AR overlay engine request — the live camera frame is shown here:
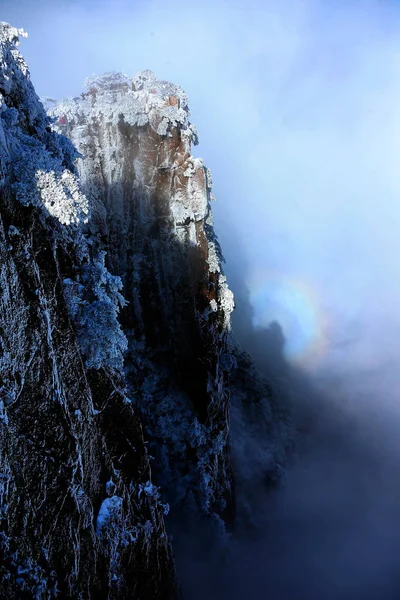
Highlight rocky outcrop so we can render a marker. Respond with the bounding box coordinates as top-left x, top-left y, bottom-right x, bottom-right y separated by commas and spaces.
0, 23, 177, 599
46, 71, 236, 529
